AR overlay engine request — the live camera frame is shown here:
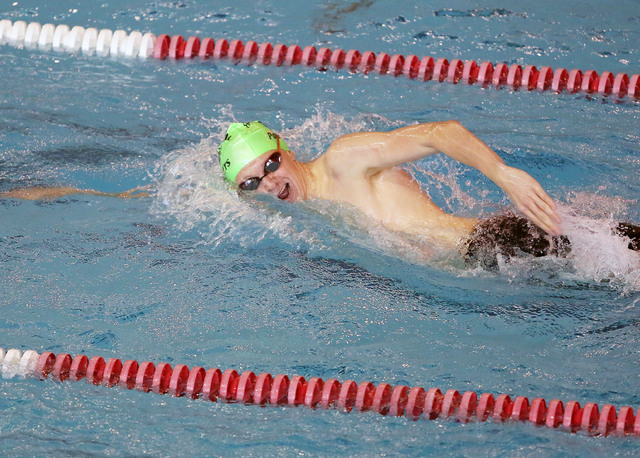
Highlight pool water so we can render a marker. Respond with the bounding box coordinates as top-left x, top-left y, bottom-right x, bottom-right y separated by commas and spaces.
1, 0, 640, 455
